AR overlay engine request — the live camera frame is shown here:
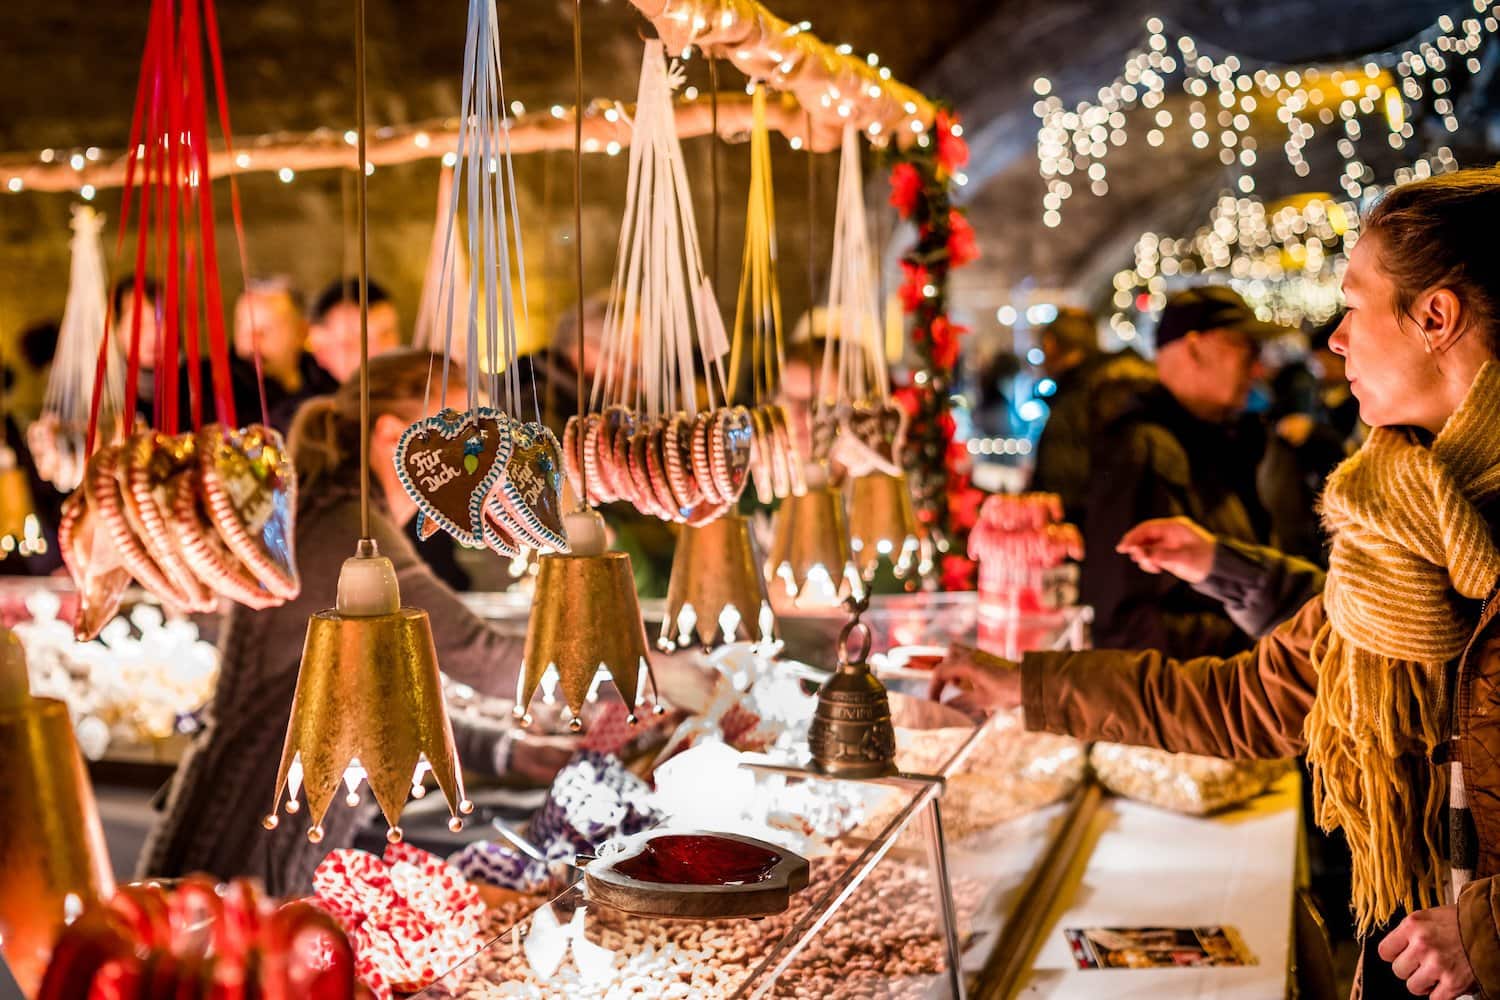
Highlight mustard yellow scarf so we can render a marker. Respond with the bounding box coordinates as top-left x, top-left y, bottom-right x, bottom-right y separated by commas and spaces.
1308, 361, 1500, 933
